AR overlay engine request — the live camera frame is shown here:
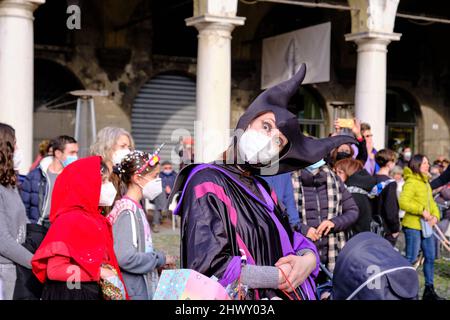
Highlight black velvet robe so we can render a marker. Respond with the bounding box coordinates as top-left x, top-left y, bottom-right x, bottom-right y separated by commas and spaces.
174, 163, 319, 300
